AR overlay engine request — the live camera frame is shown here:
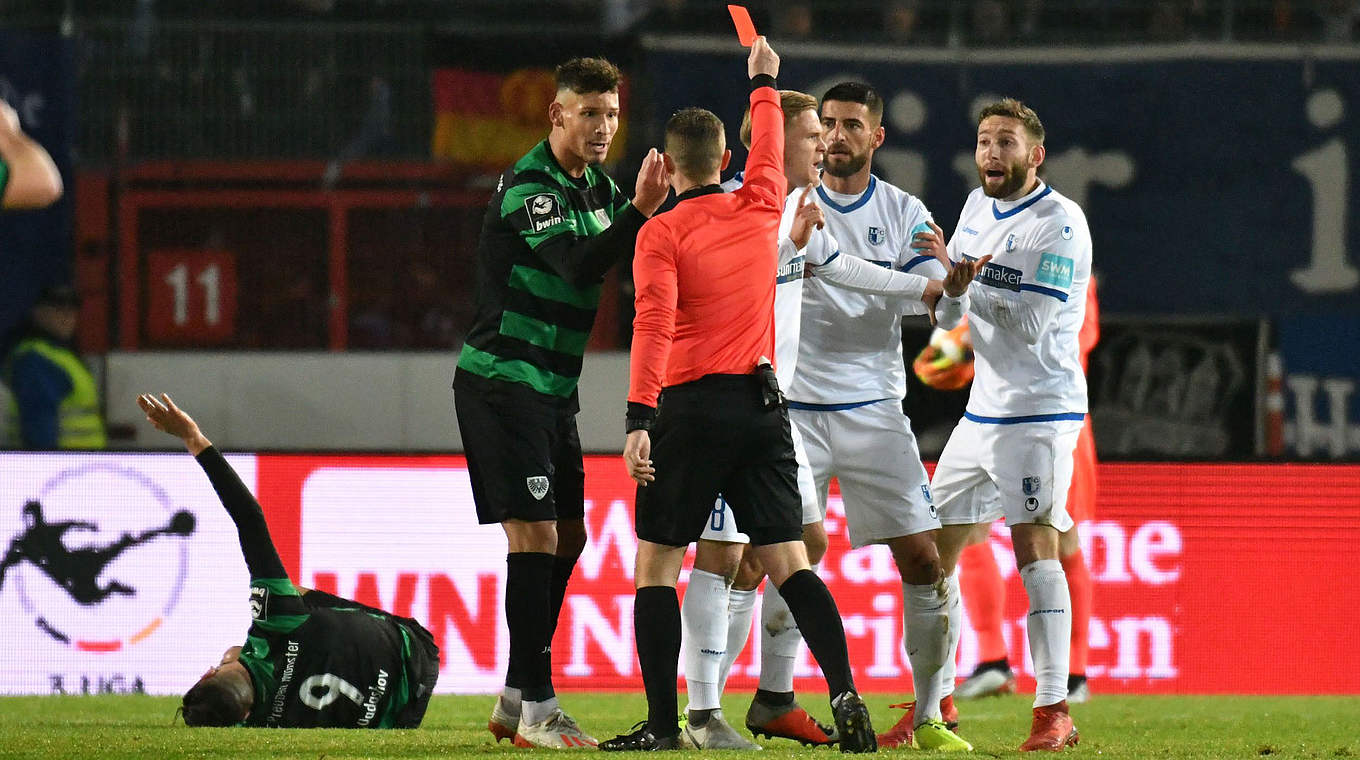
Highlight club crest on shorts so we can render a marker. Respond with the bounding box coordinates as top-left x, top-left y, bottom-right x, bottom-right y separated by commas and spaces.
867, 226, 886, 246
526, 475, 550, 500
1022, 475, 1041, 495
